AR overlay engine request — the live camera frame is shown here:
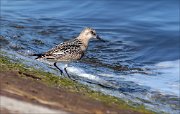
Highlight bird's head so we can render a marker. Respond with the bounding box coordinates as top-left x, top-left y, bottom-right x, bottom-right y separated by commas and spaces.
78, 27, 104, 42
